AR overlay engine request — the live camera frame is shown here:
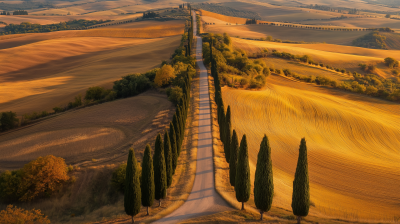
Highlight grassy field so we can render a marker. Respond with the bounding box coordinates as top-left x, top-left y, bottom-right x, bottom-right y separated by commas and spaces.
0, 21, 182, 115
204, 23, 368, 45
231, 38, 400, 77
221, 74, 400, 221
0, 91, 174, 171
